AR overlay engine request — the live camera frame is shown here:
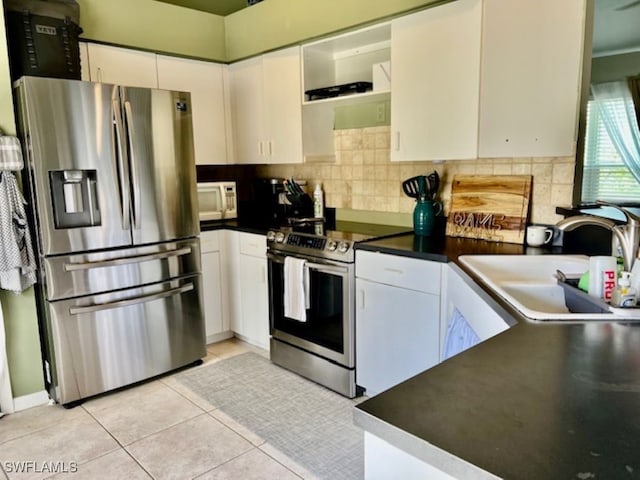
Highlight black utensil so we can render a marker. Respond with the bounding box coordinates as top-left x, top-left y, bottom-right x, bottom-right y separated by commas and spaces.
427, 171, 440, 199
290, 178, 304, 196
402, 175, 425, 199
